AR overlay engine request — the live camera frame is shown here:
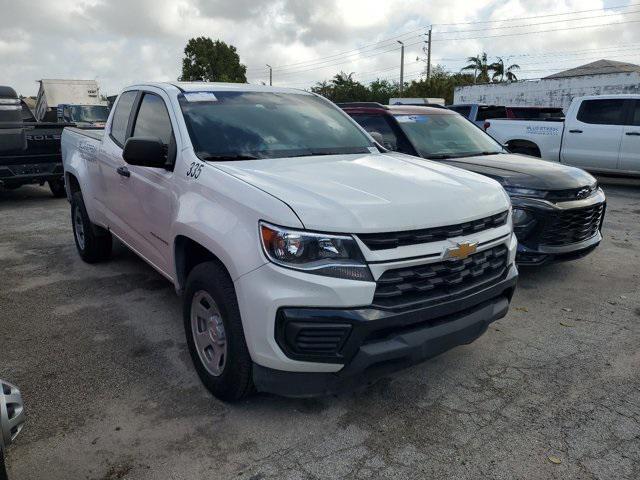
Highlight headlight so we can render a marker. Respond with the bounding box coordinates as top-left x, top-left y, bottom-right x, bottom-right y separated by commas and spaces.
512, 208, 533, 226
503, 186, 546, 198
259, 222, 373, 281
